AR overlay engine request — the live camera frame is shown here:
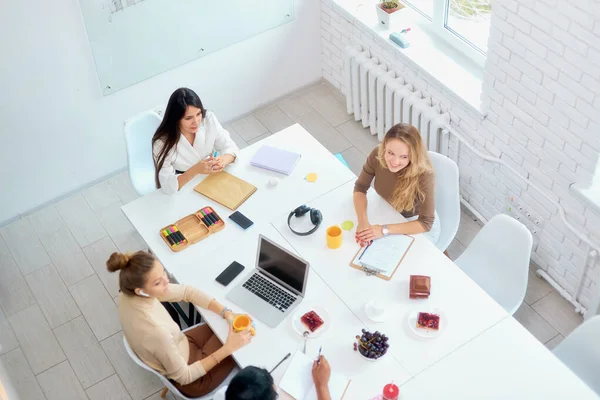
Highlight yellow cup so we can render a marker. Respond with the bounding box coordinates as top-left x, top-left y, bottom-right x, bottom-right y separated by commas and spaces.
233, 315, 256, 335
326, 225, 343, 249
